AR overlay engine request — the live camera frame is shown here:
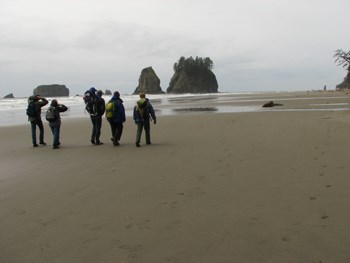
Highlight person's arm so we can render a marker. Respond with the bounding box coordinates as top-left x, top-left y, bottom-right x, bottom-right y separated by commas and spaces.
148, 103, 156, 124
58, 104, 68, 112
39, 97, 49, 107
120, 104, 126, 122
133, 106, 137, 122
